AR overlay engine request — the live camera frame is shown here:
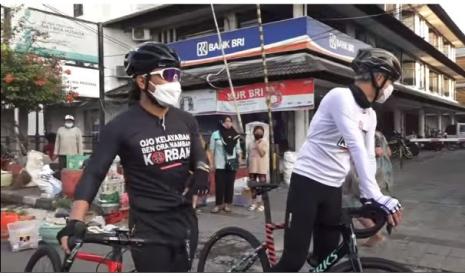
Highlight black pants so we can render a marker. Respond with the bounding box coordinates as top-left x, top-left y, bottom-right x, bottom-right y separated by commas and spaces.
215, 169, 236, 205
130, 206, 198, 272
249, 173, 266, 200
271, 173, 342, 272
